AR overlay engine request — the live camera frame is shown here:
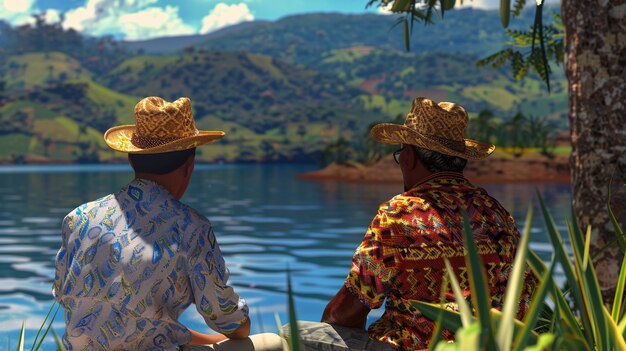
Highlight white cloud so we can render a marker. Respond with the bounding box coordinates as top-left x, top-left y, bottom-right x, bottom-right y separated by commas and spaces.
0, 0, 36, 24
457, 0, 559, 9
62, 0, 194, 40
119, 6, 195, 40
377, 2, 394, 15
3, 0, 33, 12
43, 9, 61, 23
200, 3, 254, 34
